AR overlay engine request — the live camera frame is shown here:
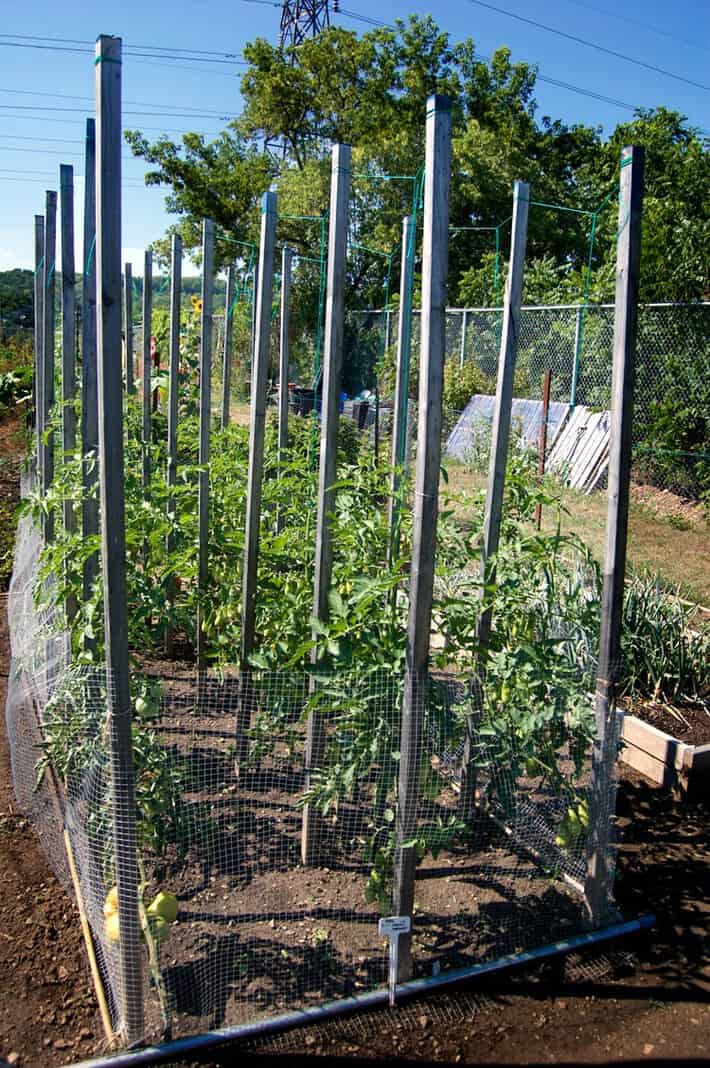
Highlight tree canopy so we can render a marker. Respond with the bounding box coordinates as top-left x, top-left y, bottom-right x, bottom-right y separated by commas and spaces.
125, 16, 709, 316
